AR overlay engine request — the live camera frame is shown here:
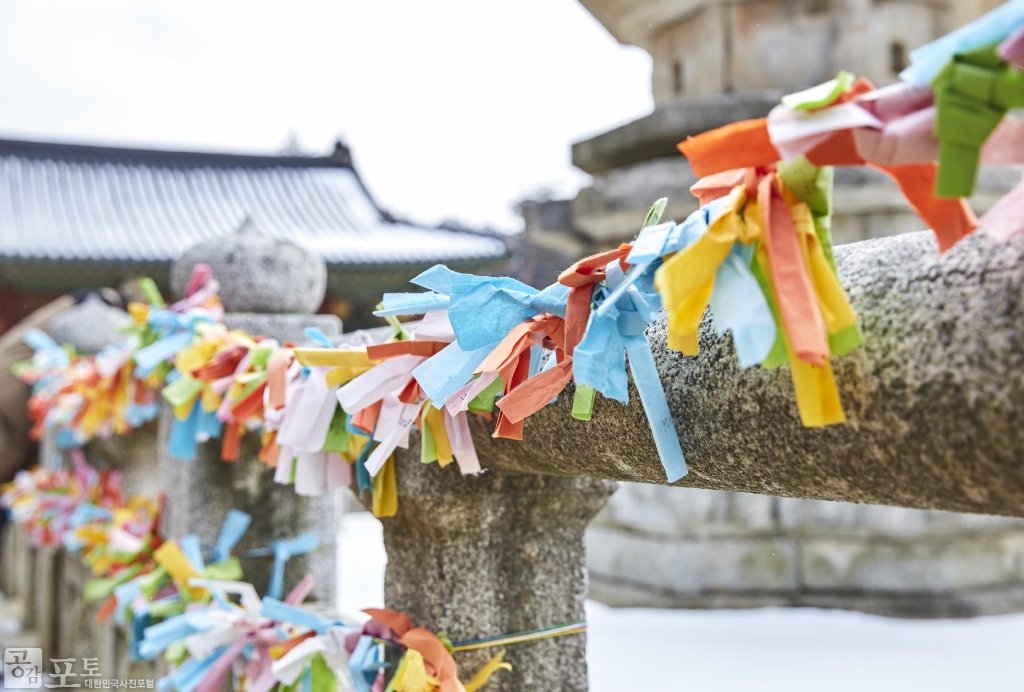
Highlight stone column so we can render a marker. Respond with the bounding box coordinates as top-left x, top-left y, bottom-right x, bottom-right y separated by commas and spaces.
158, 220, 341, 602
45, 294, 163, 496
376, 449, 616, 691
